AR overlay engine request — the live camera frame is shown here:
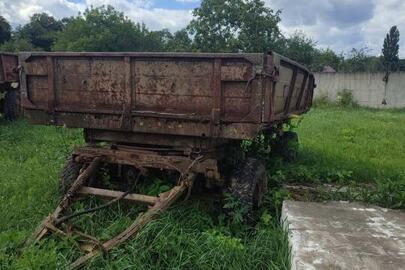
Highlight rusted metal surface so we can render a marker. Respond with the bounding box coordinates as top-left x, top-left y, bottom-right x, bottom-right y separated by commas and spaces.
27, 154, 196, 269
84, 129, 228, 149
0, 53, 18, 84
68, 174, 193, 269
73, 145, 221, 180
20, 51, 315, 144
78, 187, 158, 205
0, 53, 20, 120
26, 157, 102, 246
